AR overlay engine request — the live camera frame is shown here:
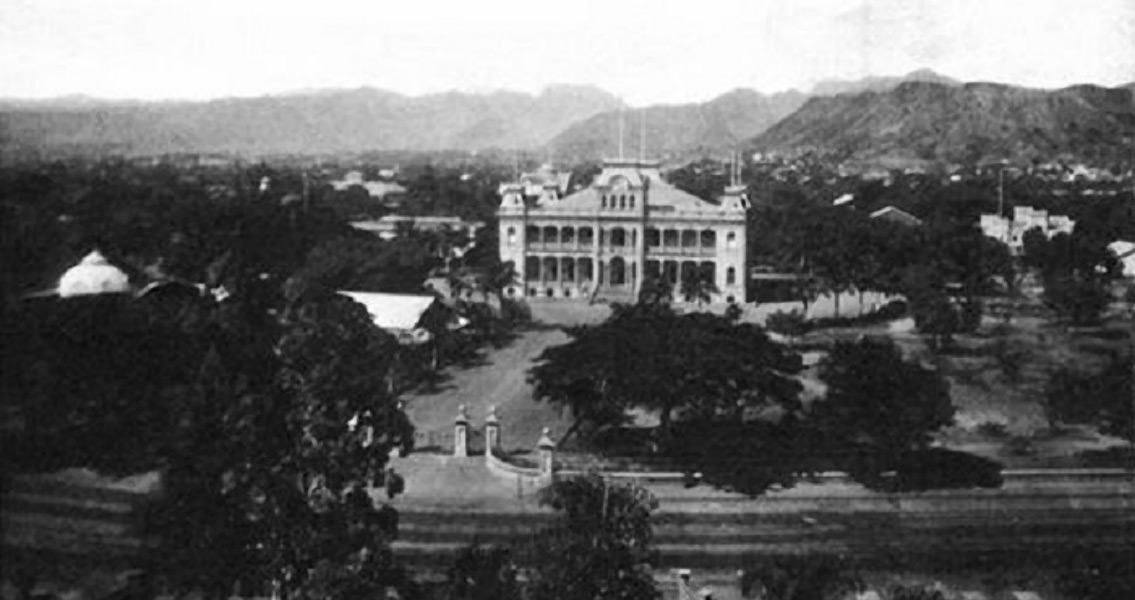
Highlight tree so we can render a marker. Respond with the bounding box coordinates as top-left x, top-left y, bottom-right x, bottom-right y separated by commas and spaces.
679, 265, 719, 307
1044, 354, 1133, 441
740, 555, 862, 600
814, 337, 955, 487
145, 289, 417, 599
522, 474, 659, 600
441, 544, 523, 600
900, 264, 962, 349
1025, 230, 1120, 325
530, 302, 804, 449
